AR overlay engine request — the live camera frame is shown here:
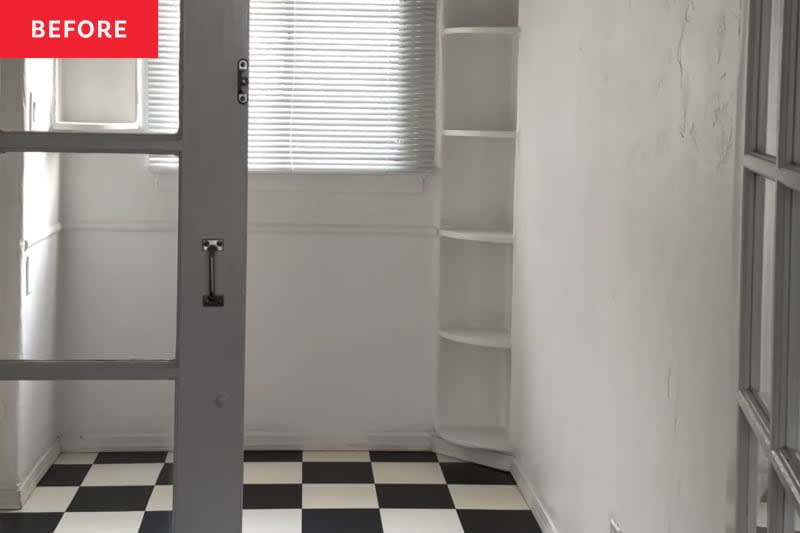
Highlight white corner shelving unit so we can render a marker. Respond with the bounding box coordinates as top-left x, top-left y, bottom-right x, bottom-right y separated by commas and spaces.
434, 0, 519, 471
